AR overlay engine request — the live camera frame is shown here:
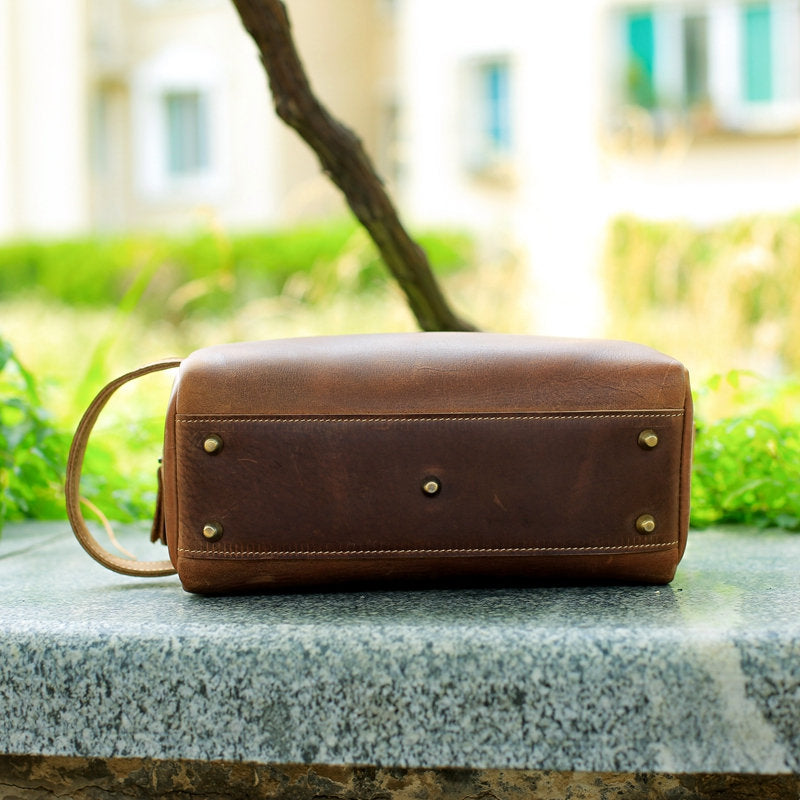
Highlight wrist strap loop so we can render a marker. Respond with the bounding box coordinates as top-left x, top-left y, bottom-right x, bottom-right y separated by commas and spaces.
66, 360, 181, 577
